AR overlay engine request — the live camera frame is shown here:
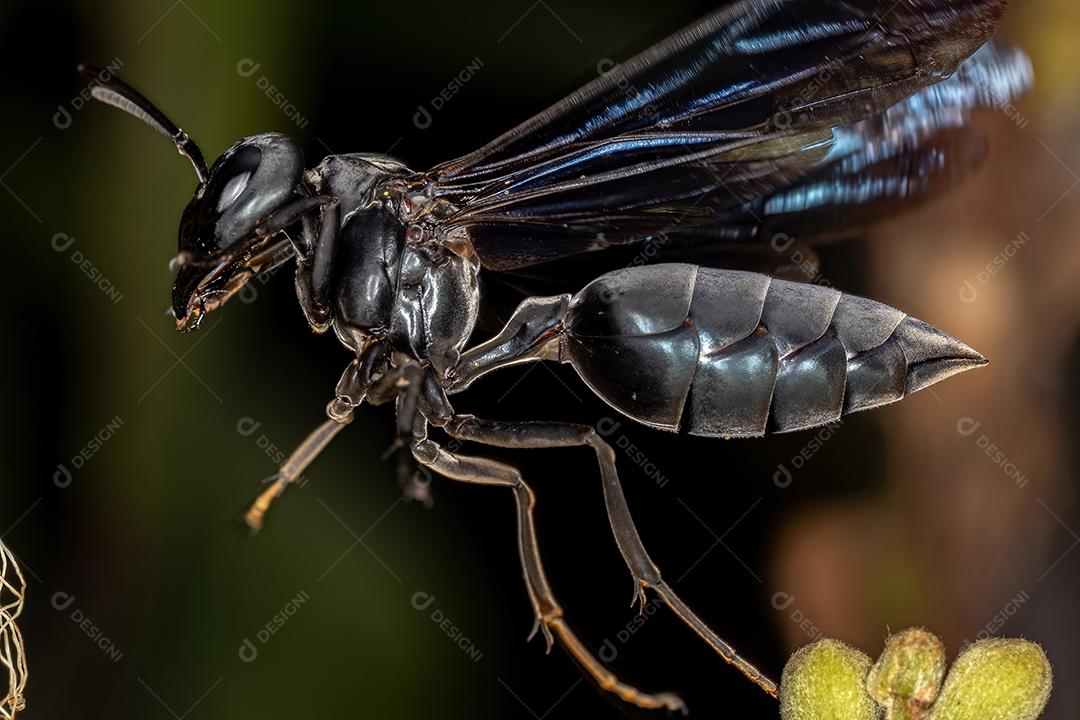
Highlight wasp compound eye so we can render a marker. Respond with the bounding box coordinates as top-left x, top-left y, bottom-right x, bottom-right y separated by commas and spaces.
214, 148, 259, 213
178, 132, 303, 261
